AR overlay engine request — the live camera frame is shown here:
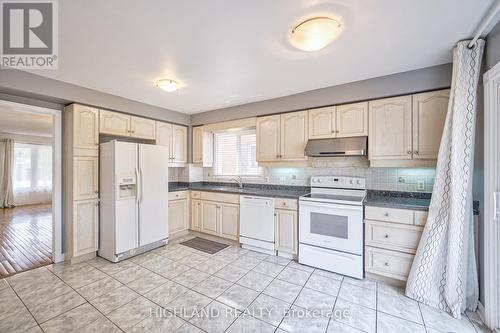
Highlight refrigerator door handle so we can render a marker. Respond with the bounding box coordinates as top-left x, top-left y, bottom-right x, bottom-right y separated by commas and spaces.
135, 168, 140, 205
140, 168, 144, 203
